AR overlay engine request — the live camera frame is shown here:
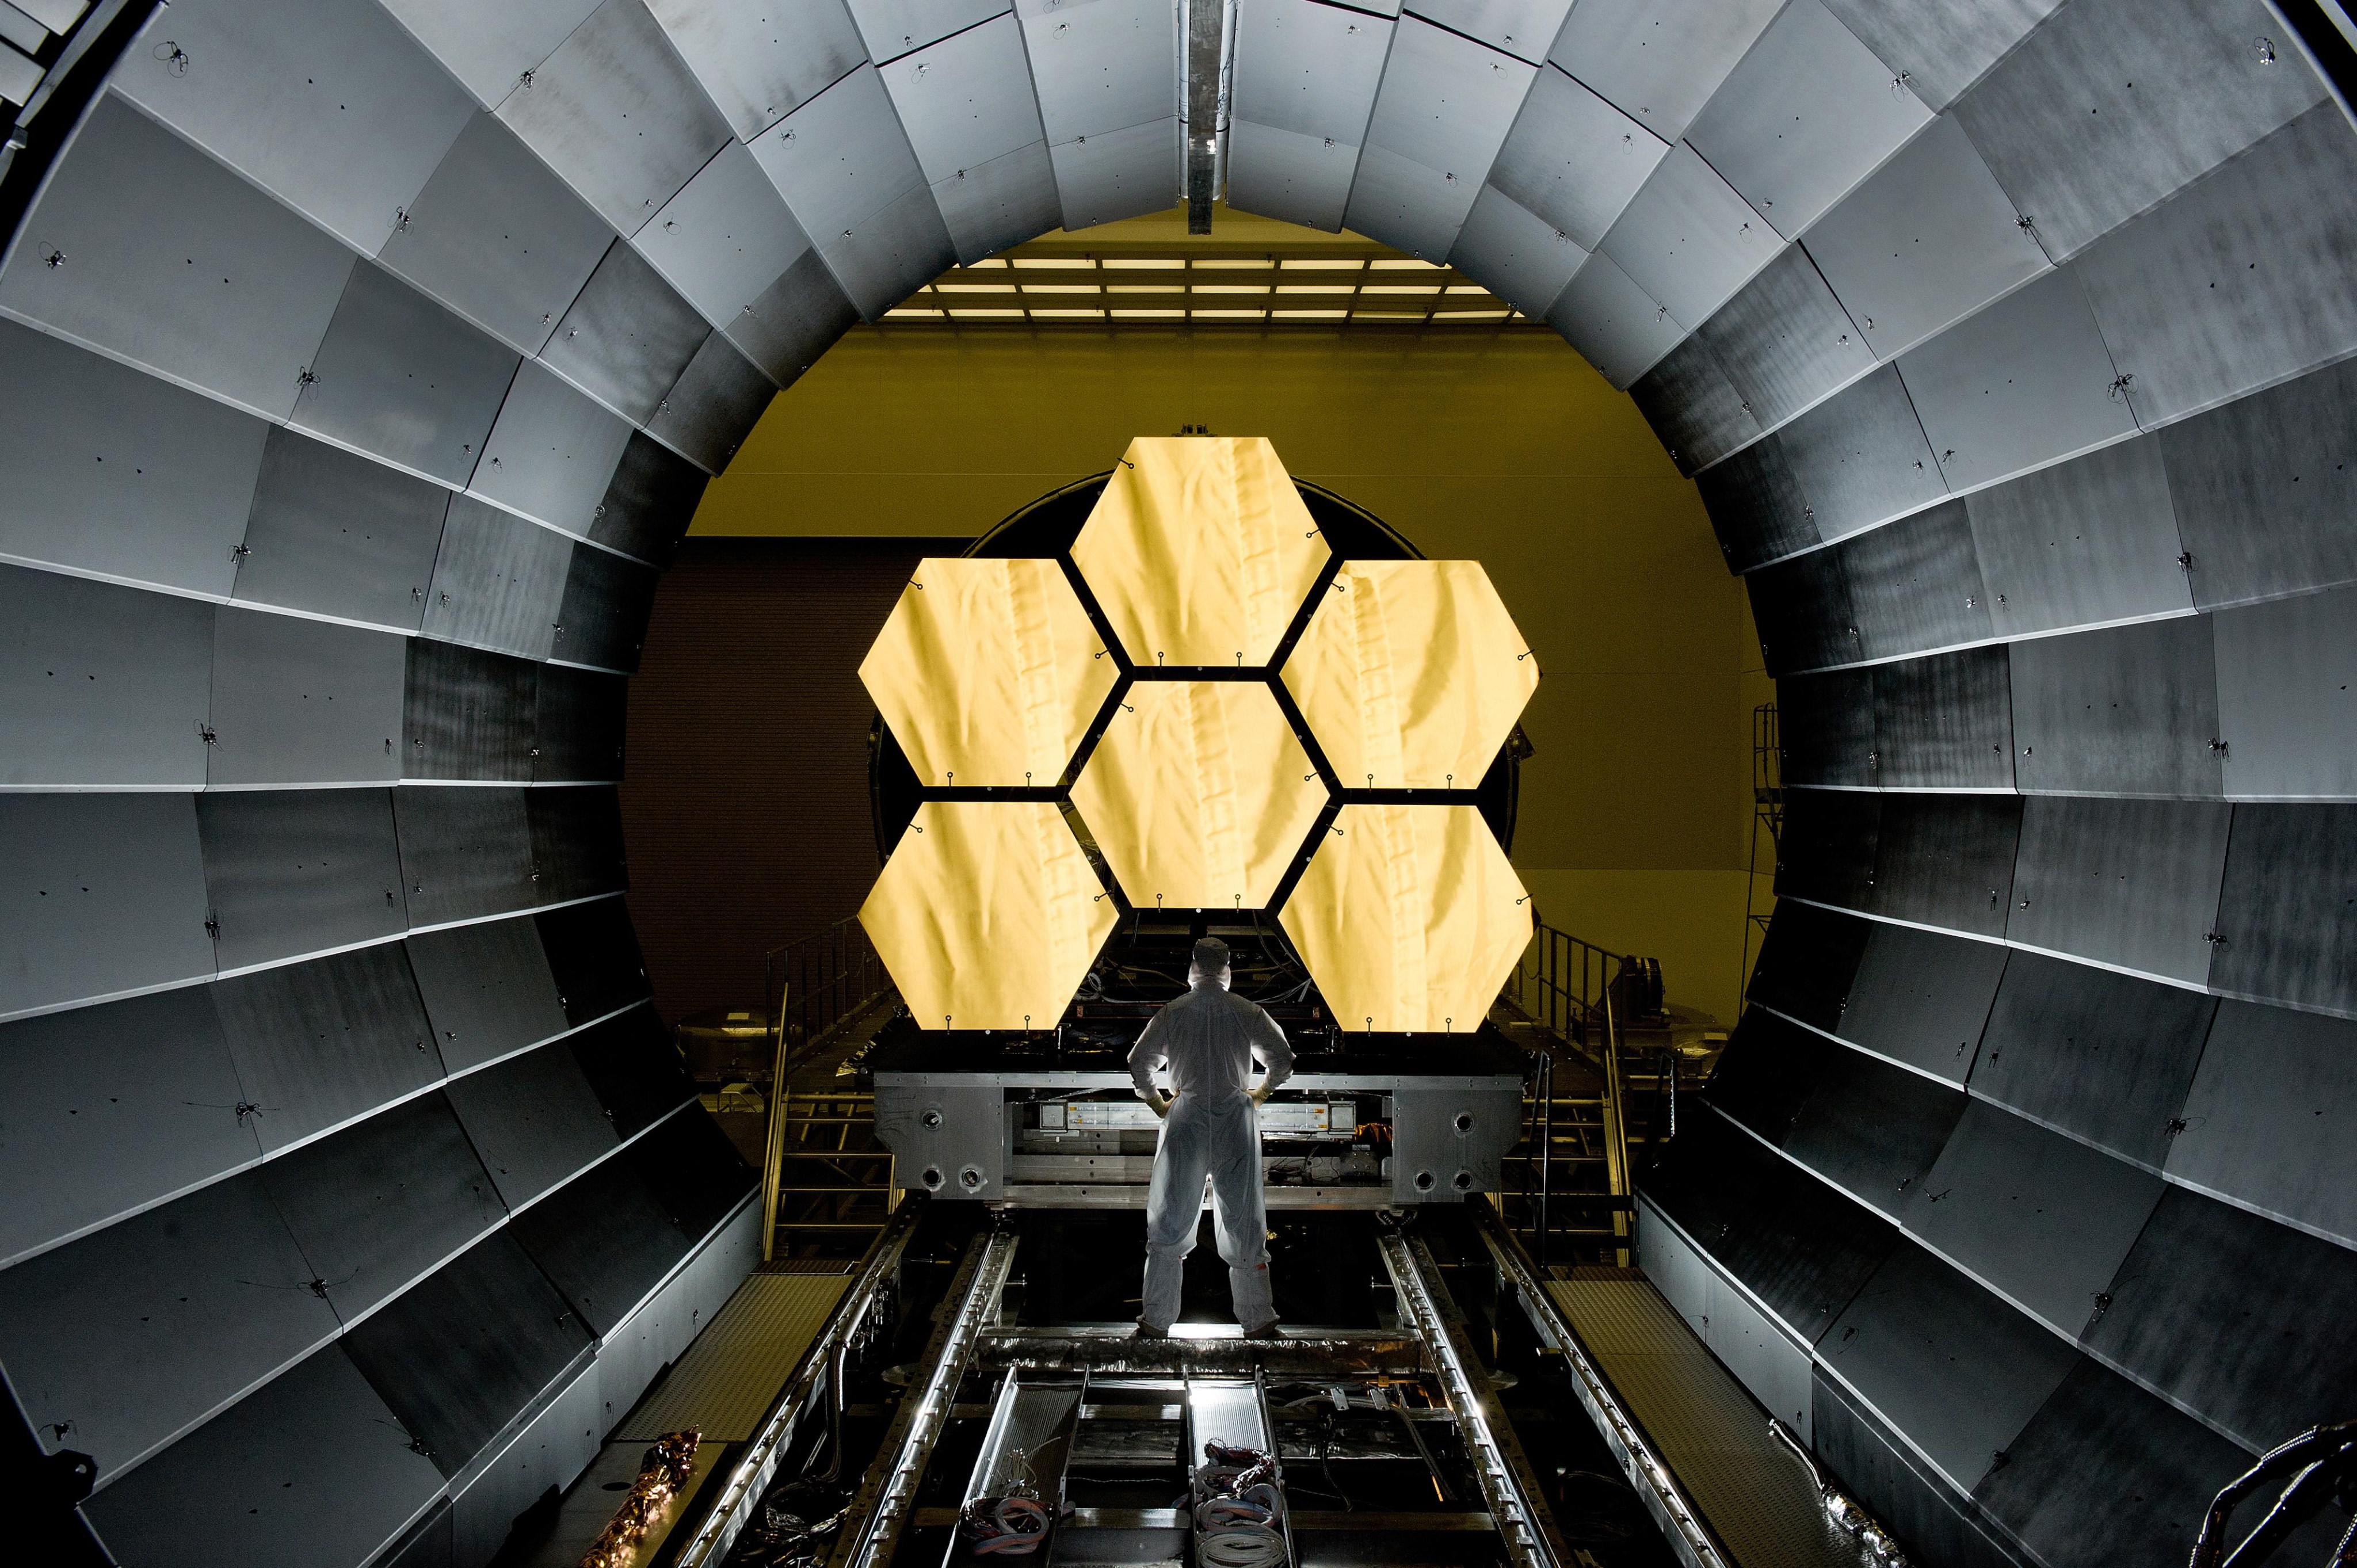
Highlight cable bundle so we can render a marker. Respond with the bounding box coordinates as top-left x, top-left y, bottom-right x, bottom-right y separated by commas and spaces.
956, 1493, 1051, 1556
1193, 1441, 1288, 1568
